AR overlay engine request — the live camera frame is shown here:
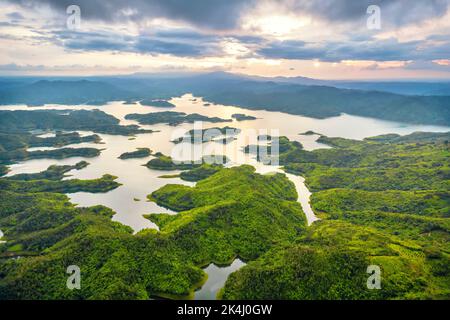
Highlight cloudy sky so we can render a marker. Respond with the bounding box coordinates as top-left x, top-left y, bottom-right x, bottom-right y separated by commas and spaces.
0, 0, 449, 79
